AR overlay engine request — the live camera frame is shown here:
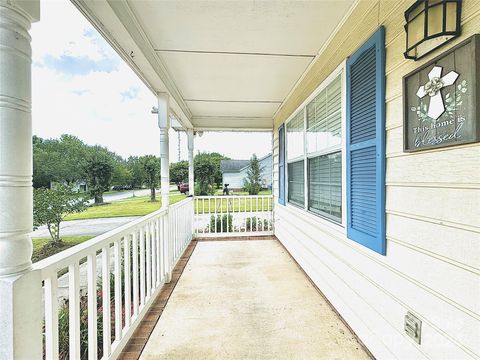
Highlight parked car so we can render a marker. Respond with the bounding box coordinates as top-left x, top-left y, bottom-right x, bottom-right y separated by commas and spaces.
179, 183, 189, 194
